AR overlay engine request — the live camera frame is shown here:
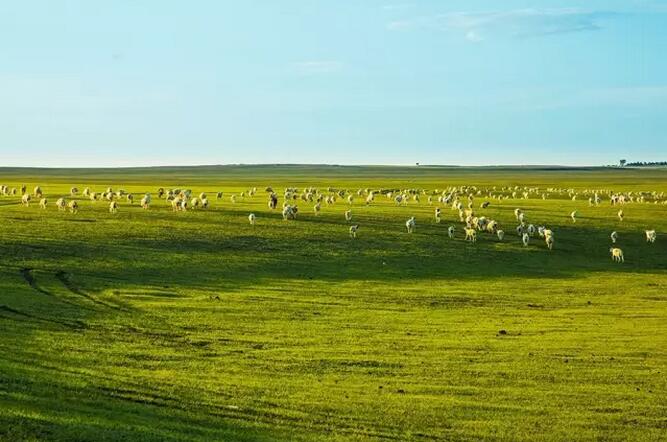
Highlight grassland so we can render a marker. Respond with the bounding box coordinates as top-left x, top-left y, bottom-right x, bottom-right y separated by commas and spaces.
0, 165, 665, 441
